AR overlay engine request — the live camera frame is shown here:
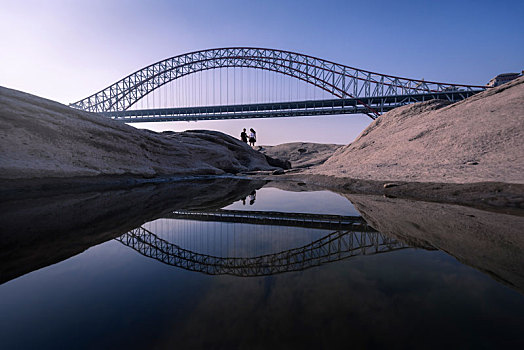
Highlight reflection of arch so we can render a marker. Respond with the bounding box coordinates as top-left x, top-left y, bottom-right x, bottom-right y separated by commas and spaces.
70, 47, 486, 116
116, 224, 408, 277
